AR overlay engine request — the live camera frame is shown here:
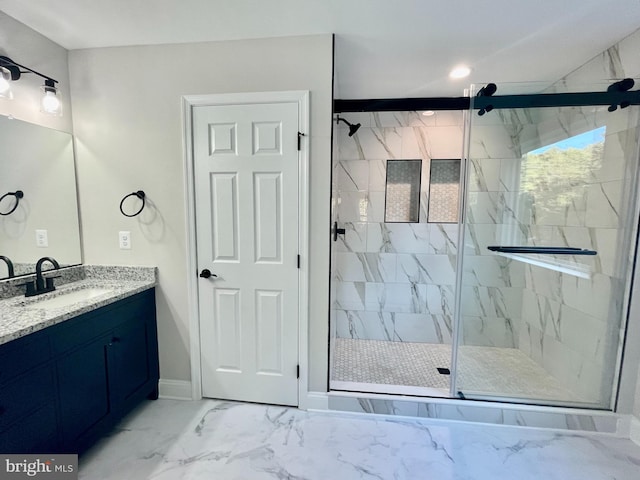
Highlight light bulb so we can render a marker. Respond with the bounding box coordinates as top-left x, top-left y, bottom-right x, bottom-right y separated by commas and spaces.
40, 84, 62, 116
0, 70, 12, 99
